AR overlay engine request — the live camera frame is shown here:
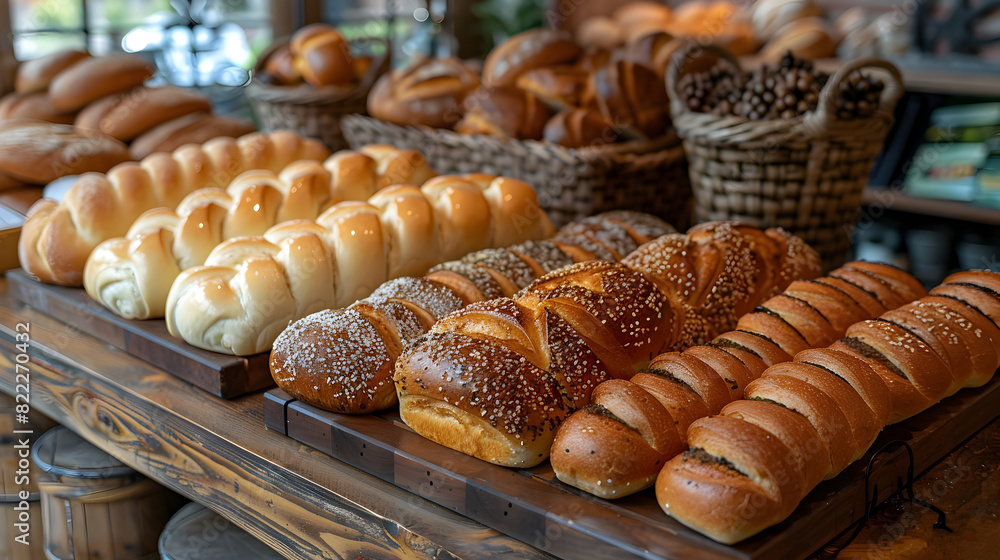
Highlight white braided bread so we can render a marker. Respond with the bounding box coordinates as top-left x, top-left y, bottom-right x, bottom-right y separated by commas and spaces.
83, 147, 436, 319
18, 130, 330, 286
165, 175, 555, 355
